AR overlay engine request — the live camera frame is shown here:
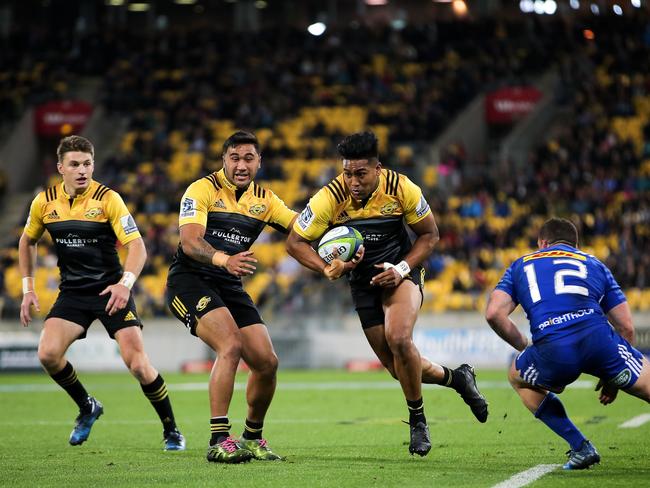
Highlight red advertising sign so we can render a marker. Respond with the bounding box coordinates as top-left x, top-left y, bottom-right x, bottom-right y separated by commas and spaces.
34, 100, 94, 136
485, 87, 542, 124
